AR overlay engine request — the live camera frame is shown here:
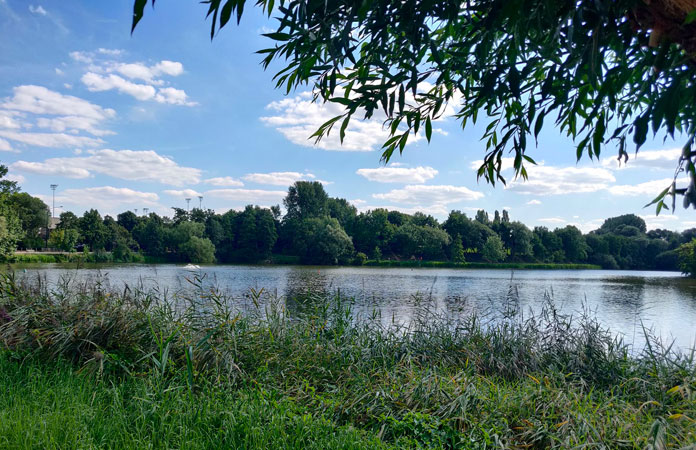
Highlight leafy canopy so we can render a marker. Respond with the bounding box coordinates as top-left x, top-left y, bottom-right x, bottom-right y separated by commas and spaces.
132, 0, 696, 211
